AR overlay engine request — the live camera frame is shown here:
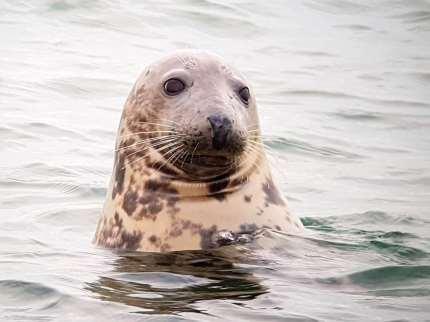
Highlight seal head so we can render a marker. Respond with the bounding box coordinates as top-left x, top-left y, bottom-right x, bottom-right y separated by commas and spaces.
124, 50, 258, 182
